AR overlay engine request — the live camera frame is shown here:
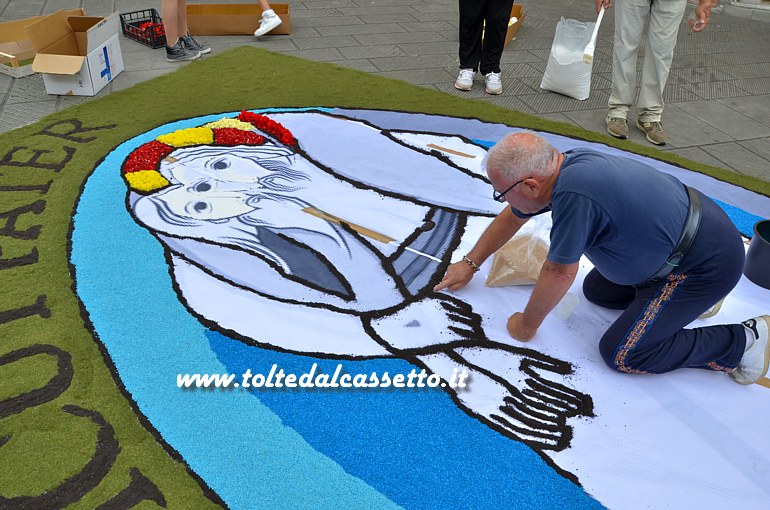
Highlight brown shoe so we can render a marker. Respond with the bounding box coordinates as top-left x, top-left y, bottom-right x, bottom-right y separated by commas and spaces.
606, 116, 628, 139
636, 119, 668, 145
